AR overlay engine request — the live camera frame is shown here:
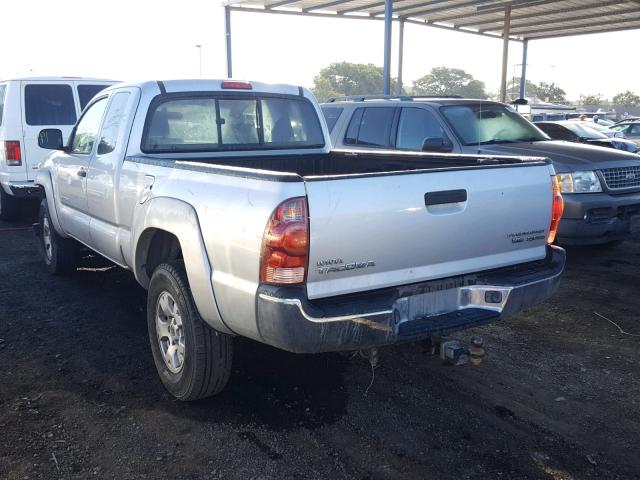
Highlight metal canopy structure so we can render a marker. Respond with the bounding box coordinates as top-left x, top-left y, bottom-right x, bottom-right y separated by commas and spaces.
222, 0, 640, 101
